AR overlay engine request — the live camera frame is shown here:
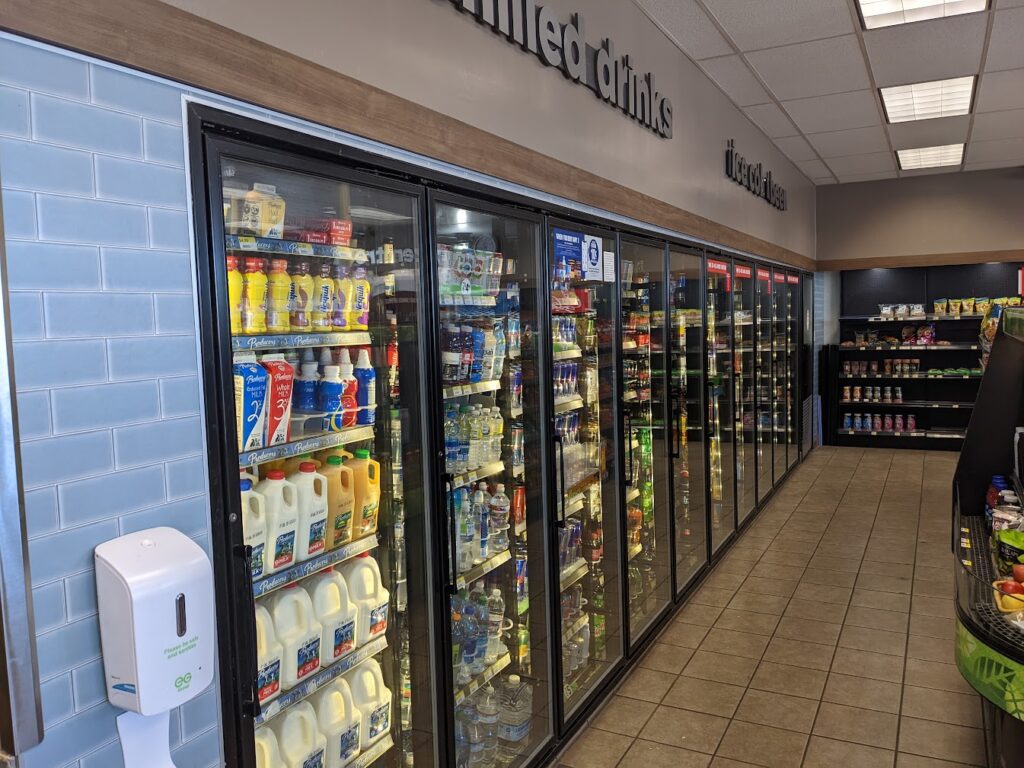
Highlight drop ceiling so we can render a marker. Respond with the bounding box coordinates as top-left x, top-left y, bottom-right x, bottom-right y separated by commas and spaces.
634, 0, 1024, 184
